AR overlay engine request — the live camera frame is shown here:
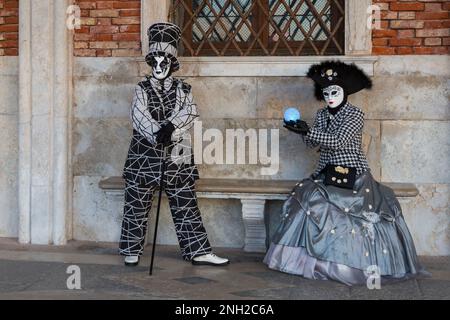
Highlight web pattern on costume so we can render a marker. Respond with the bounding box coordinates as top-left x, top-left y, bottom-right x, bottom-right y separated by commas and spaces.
304, 102, 370, 176
123, 76, 199, 186
119, 179, 212, 260
120, 76, 209, 259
